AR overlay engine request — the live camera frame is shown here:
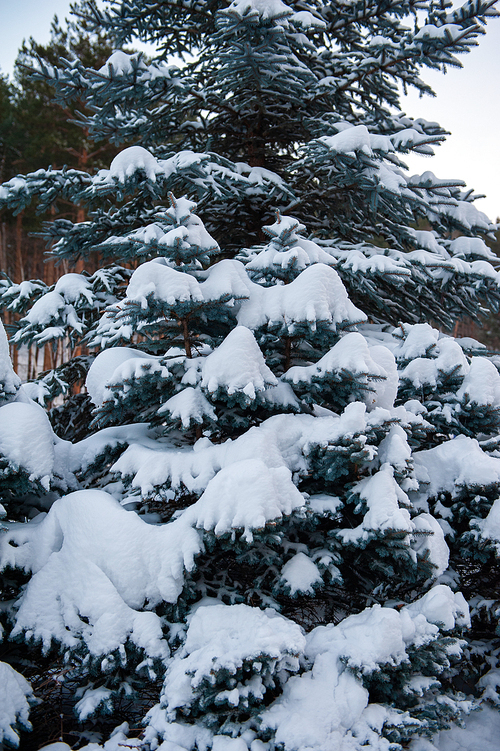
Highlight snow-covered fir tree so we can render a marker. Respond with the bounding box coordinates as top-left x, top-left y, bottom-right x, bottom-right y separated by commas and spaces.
1, 1, 500, 749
